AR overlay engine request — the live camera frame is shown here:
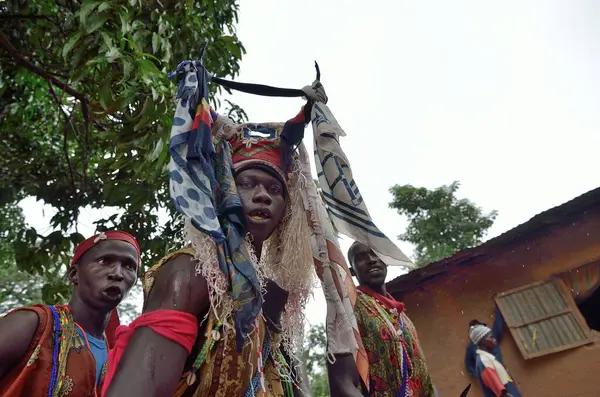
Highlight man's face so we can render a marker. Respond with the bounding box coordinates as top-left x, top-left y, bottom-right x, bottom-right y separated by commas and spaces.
479, 332, 497, 350
351, 243, 388, 289
70, 240, 138, 312
235, 167, 287, 244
